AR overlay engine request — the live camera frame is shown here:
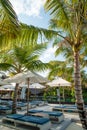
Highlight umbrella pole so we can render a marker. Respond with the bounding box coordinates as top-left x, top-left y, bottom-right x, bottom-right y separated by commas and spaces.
59, 87, 61, 105
57, 87, 61, 104
35, 86, 37, 100
63, 87, 65, 102
27, 78, 30, 115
